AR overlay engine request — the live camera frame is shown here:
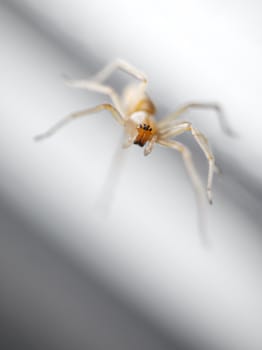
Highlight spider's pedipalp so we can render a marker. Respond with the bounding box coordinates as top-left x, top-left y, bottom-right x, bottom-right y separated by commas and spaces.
144, 135, 157, 156
34, 103, 124, 141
